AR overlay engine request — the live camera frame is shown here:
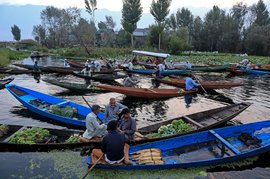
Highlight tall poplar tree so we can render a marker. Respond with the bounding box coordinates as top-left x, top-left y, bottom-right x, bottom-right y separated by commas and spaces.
121, 0, 143, 47
150, 0, 172, 50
